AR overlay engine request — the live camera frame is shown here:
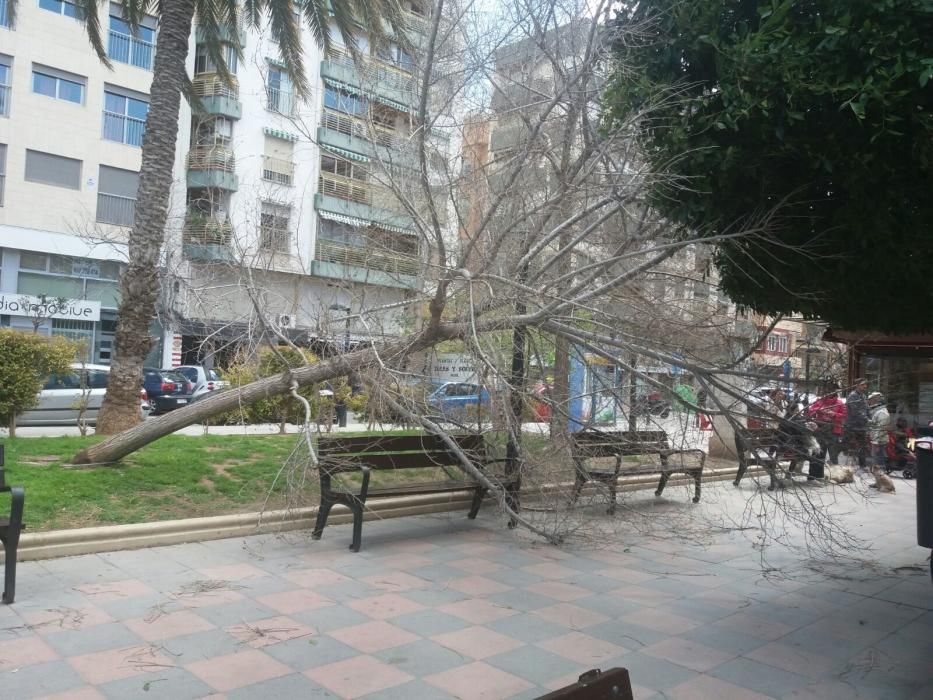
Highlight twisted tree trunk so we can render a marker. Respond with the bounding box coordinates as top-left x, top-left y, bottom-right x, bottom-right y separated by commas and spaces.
95, 0, 197, 434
